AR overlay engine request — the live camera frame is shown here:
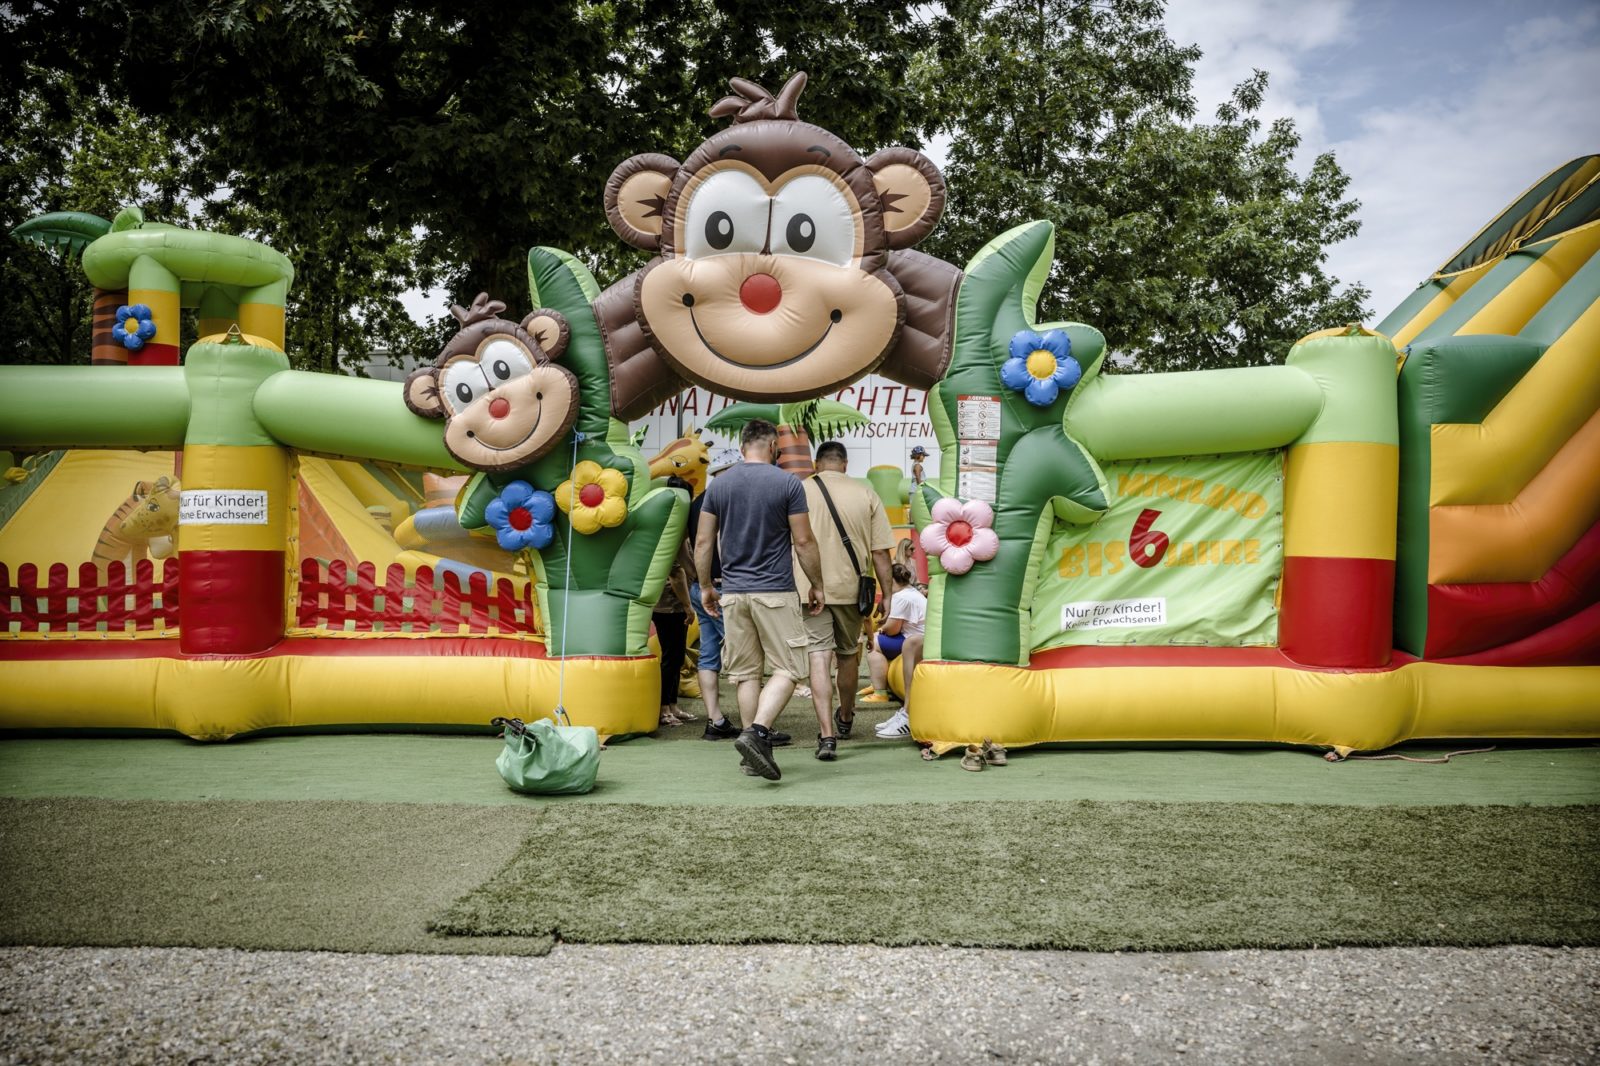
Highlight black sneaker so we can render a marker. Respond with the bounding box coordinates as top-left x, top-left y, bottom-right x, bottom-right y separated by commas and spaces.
702, 718, 740, 740
815, 736, 837, 761
734, 728, 781, 780
768, 729, 792, 747
832, 707, 854, 740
